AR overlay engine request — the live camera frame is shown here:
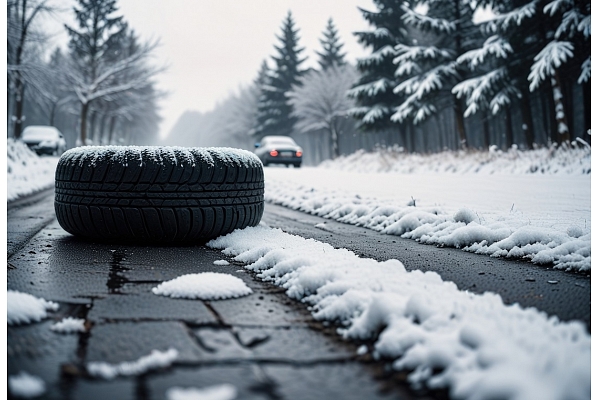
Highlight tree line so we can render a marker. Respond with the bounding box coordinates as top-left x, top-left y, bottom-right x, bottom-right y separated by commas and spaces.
167, 0, 590, 165
7, 0, 163, 148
